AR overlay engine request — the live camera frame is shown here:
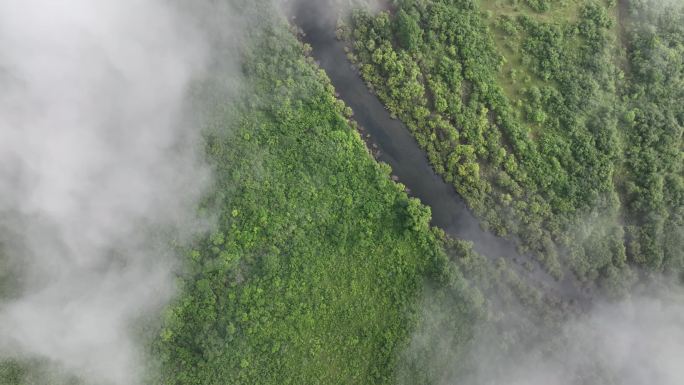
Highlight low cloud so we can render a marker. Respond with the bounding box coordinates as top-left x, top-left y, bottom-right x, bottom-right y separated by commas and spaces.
400, 278, 684, 385
0, 1, 240, 384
